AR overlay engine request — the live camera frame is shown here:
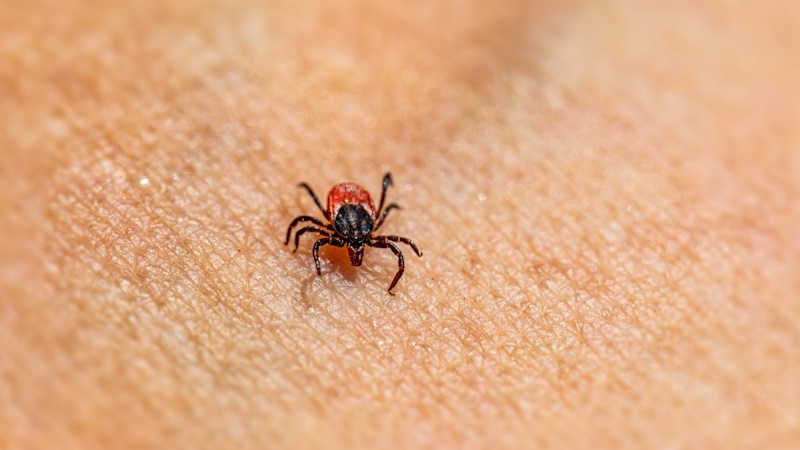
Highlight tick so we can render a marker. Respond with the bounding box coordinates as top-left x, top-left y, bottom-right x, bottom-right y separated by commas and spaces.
285, 172, 423, 294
